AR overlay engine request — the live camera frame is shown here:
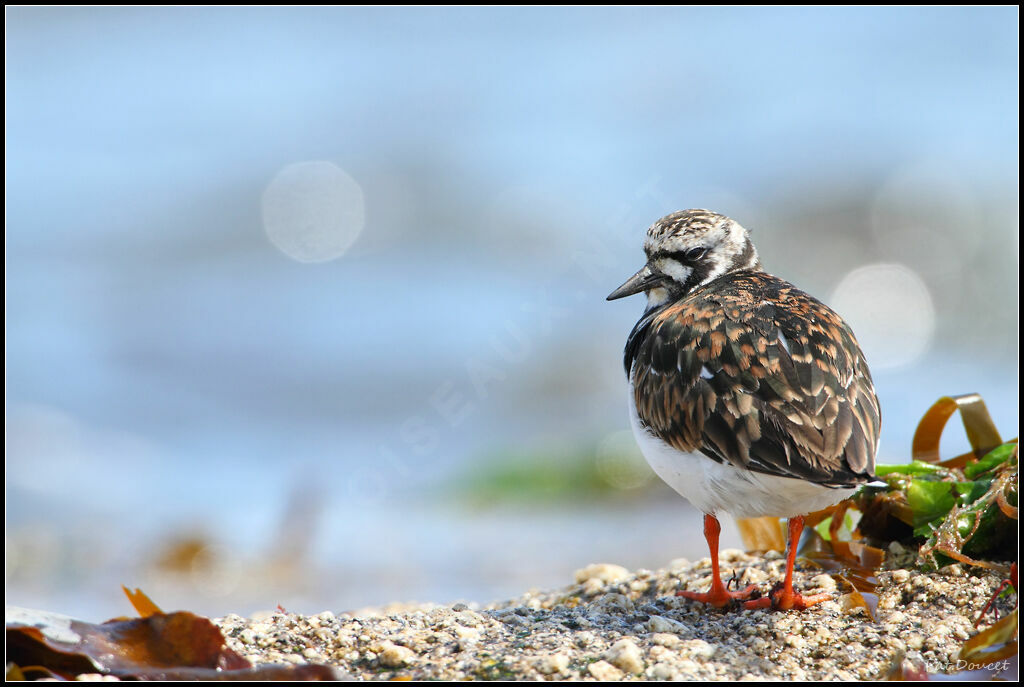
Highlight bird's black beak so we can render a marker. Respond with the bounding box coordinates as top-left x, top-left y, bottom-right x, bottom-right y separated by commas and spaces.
606, 265, 663, 301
